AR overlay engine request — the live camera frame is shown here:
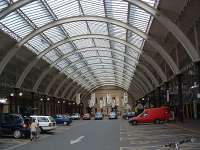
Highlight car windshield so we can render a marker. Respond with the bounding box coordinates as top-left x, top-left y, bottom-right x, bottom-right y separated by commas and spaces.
49, 117, 55, 122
